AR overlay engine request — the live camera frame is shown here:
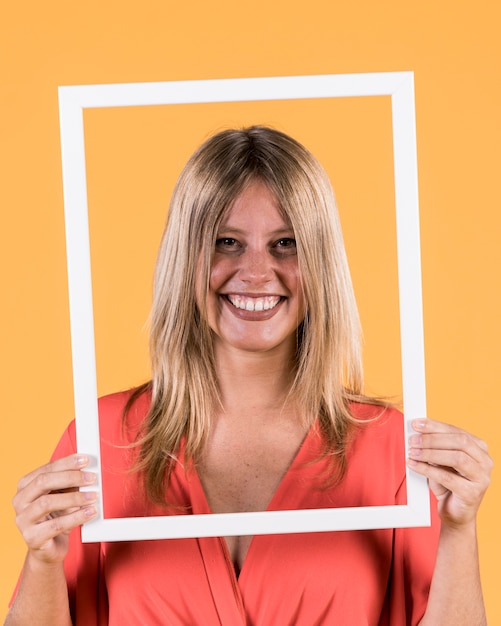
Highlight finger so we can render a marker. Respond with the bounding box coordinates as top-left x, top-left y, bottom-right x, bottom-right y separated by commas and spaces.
17, 454, 90, 491
411, 419, 488, 452
16, 490, 98, 528
21, 505, 98, 551
13, 469, 97, 514
407, 447, 485, 482
408, 432, 490, 466
407, 459, 489, 504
